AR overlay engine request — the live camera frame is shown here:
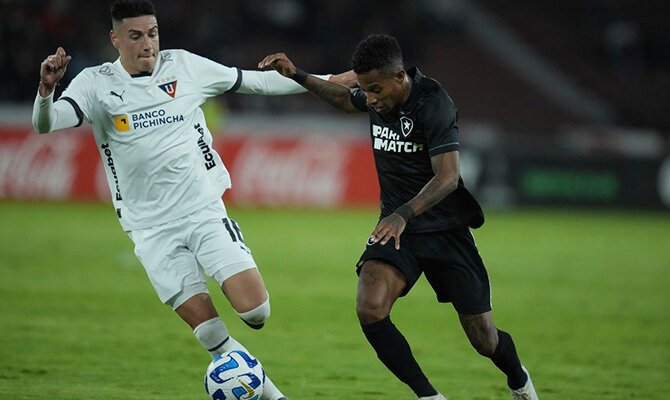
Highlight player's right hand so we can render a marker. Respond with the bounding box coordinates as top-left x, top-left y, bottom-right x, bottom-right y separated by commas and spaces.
39, 47, 72, 97
258, 53, 297, 78
368, 213, 407, 250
